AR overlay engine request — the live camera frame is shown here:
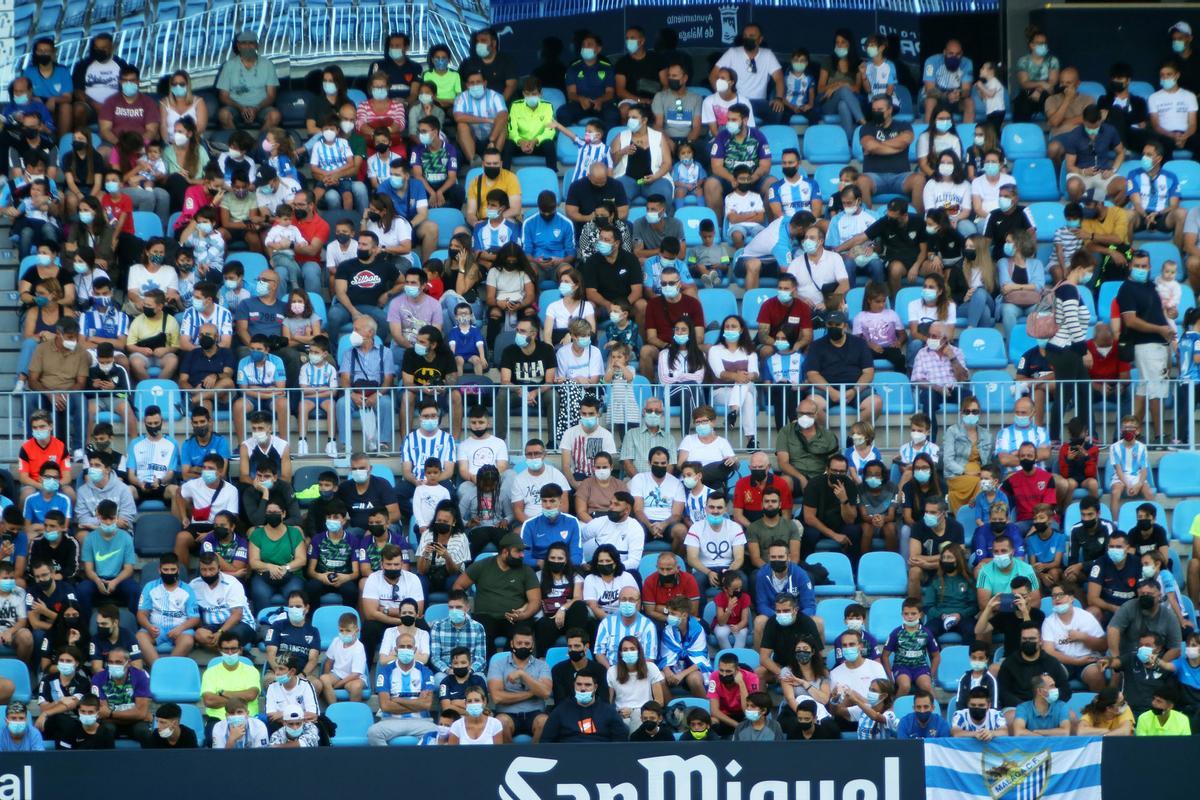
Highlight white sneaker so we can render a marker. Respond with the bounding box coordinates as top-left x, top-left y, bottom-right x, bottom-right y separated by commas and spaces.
12, 379, 25, 393
365, 438, 378, 452
324, 440, 339, 459
296, 438, 309, 456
